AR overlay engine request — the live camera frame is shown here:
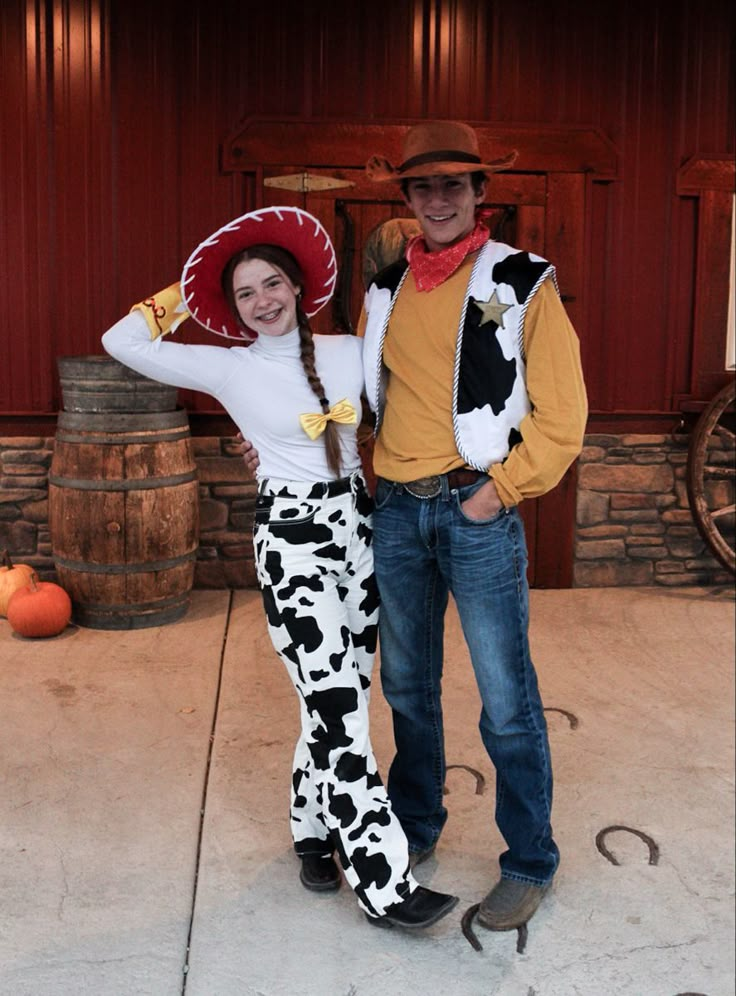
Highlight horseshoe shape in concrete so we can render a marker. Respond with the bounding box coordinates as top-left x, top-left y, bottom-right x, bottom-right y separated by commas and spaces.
544, 706, 579, 729
461, 903, 529, 954
595, 824, 660, 866
461, 903, 483, 951
444, 763, 486, 795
